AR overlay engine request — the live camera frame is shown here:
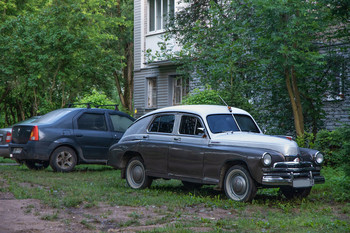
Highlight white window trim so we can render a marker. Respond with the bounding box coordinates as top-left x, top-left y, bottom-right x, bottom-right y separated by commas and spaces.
146, 77, 158, 108
148, 0, 175, 34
